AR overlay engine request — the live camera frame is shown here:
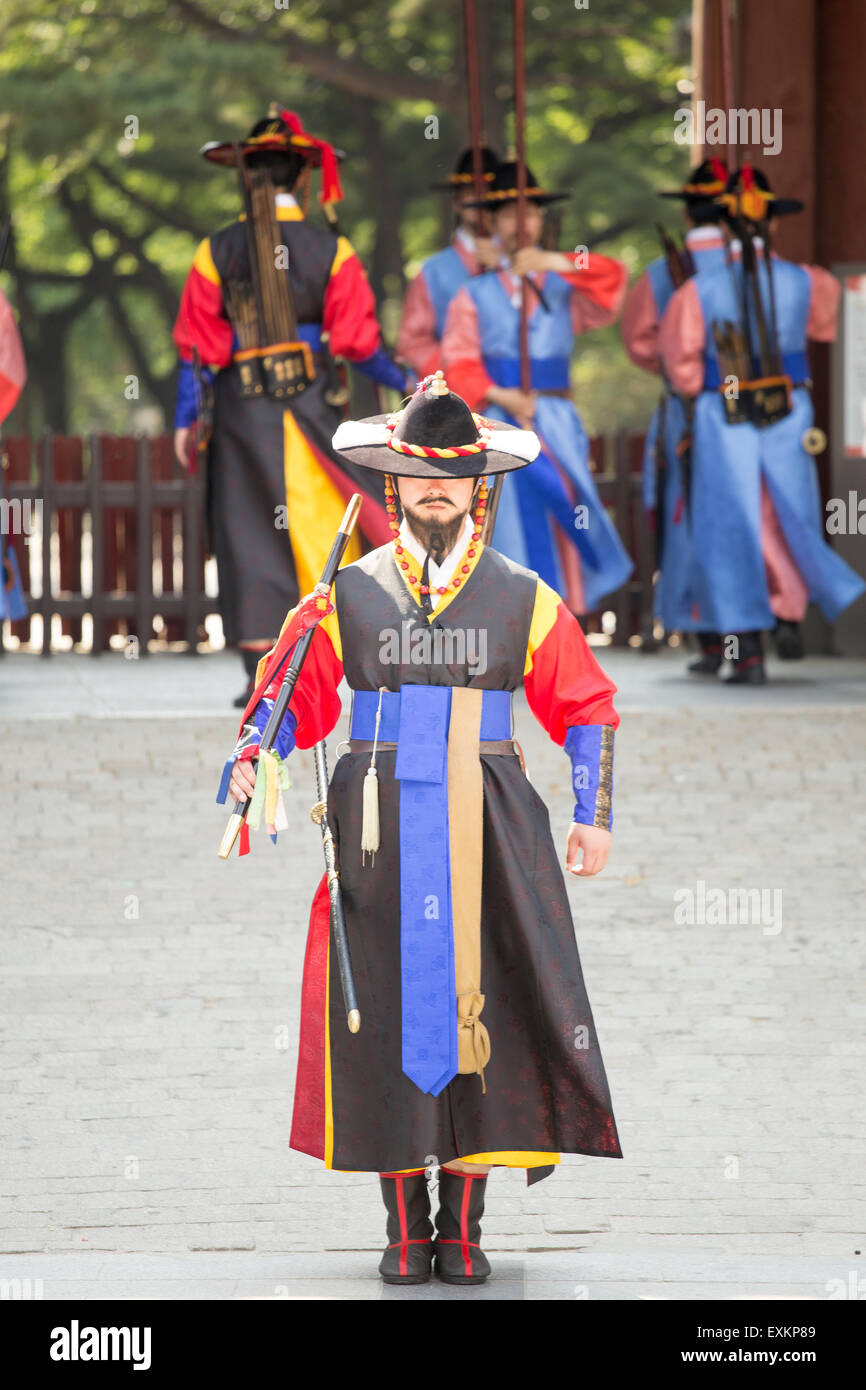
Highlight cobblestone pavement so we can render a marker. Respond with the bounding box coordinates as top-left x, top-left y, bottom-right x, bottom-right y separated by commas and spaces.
1, 645, 864, 1301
